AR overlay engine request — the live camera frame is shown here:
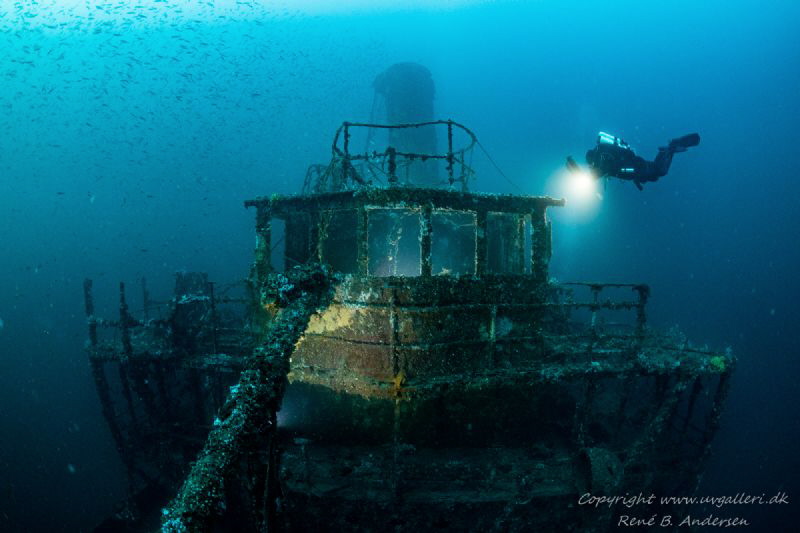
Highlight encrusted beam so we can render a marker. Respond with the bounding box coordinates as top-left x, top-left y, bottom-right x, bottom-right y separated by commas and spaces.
475, 209, 488, 277
531, 206, 550, 283
161, 265, 334, 533
419, 204, 433, 277
246, 187, 564, 218
356, 207, 369, 276
253, 204, 272, 286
